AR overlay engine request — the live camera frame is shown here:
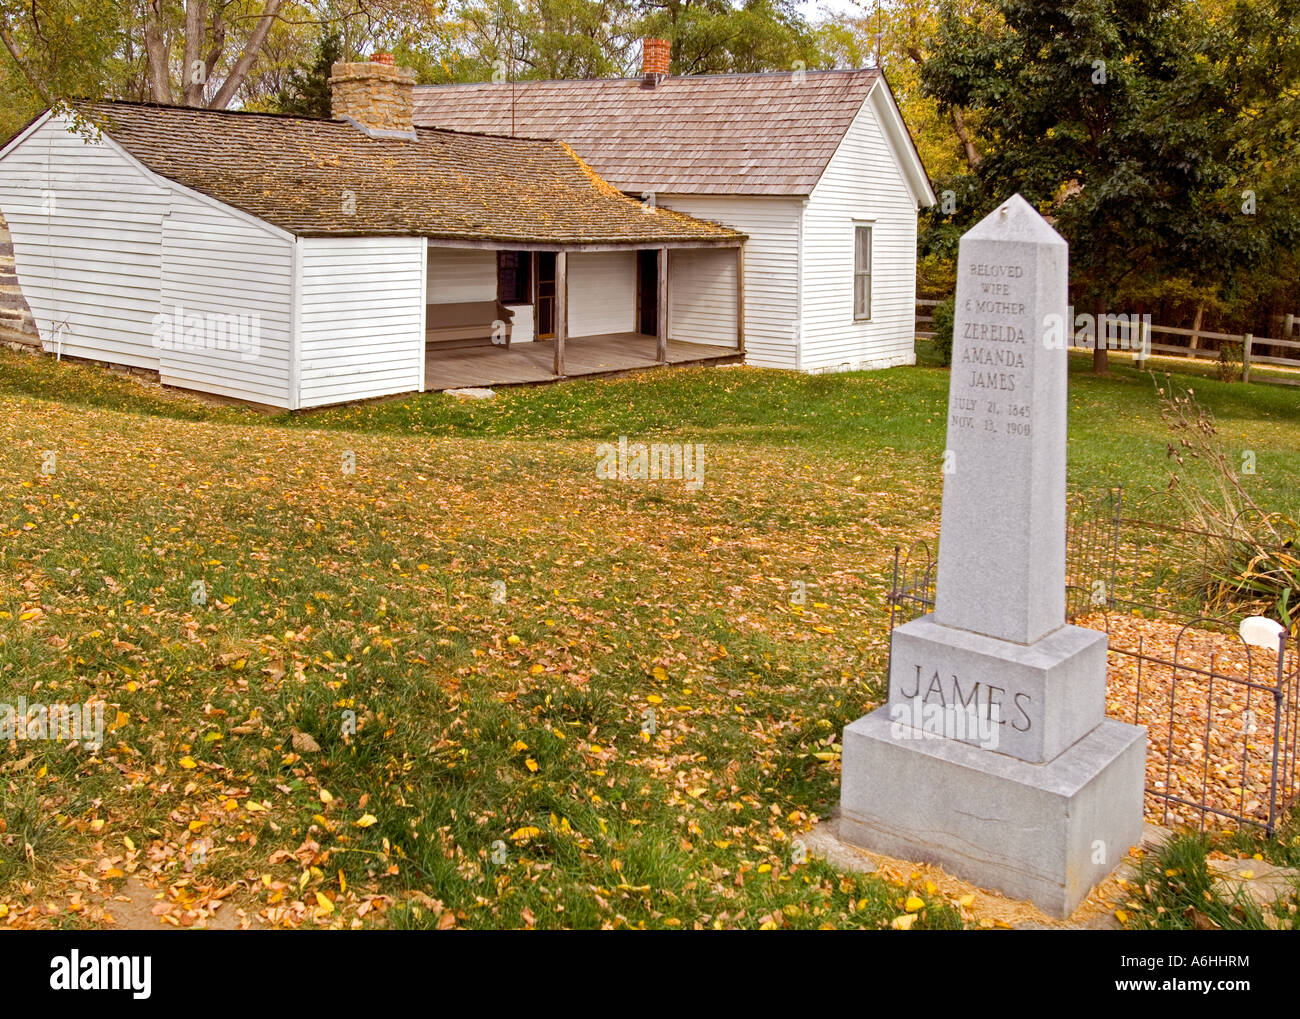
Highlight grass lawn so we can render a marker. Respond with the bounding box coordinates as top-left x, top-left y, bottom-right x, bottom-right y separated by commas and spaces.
1, 348, 1296, 929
